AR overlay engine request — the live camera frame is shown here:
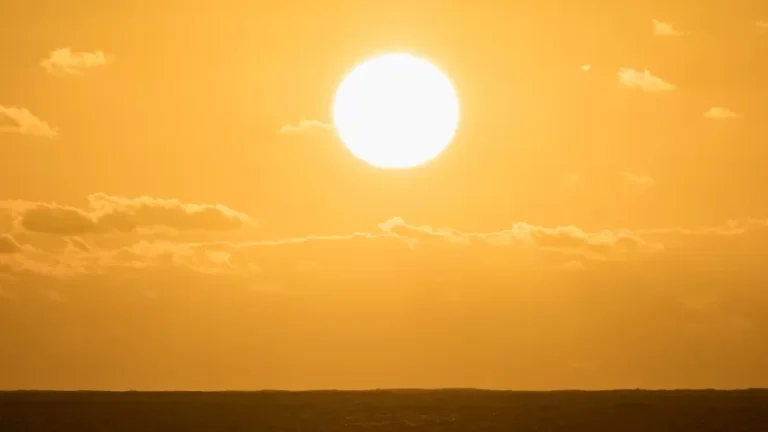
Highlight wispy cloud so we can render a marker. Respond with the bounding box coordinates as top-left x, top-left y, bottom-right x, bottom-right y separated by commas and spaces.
278, 120, 332, 135
0, 234, 22, 254
618, 68, 676, 92
704, 107, 742, 119
757, 20, 768, 29
8, 212, 768, 283
581, 64, 591, 72
40, 48, 112, 75
0, 213, 665, 280
0, 105, 57, 137
653, 19, 687, 36
622, 172, 655, 187
4, 213, 768, 389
